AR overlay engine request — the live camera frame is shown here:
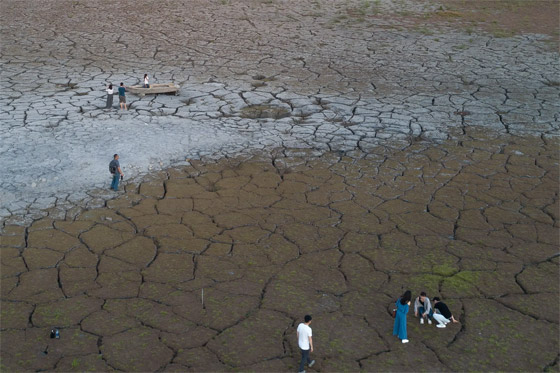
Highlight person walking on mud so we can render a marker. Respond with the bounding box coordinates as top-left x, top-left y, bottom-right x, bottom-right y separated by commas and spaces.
109, 154, 124, 191
143, 74, 150, 88
393, 290, 411, 343
118, 82, 127, 110
297, 315, 315, 373
105, 84, 114, 109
